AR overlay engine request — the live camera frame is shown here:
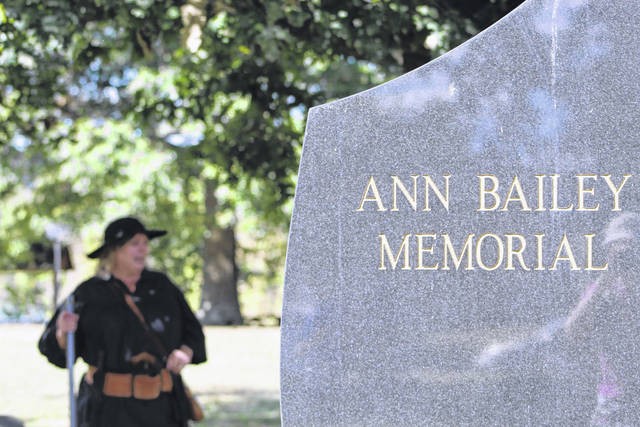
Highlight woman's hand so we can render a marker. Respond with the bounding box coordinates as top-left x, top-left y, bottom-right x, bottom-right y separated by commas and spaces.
55, 311, 79, 349
166, 345, 193, 374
